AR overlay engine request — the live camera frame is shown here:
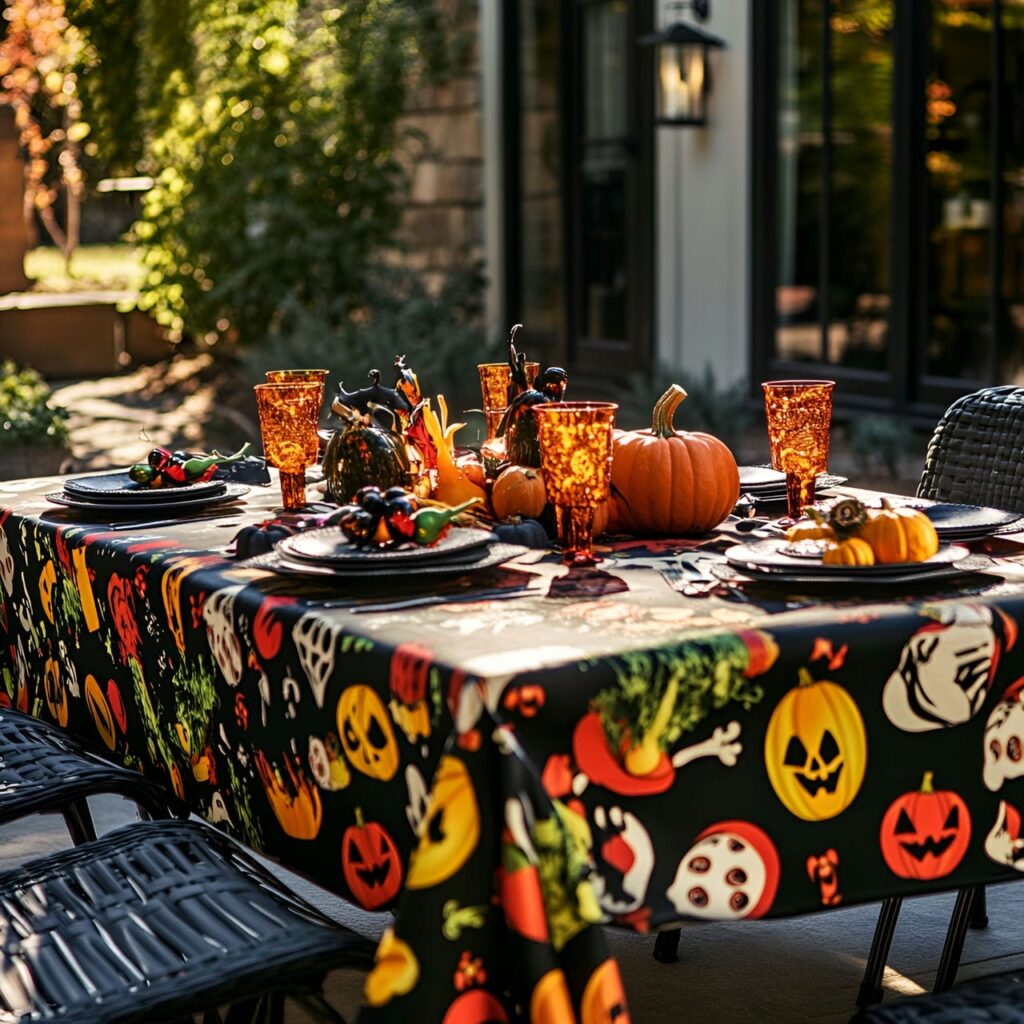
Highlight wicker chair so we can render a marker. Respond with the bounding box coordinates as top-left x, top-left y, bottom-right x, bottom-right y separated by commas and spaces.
849, 971, 1024, 1022
0, 818, 376, 1023
0, 708, 173, 843
918, 386, 1024, 511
